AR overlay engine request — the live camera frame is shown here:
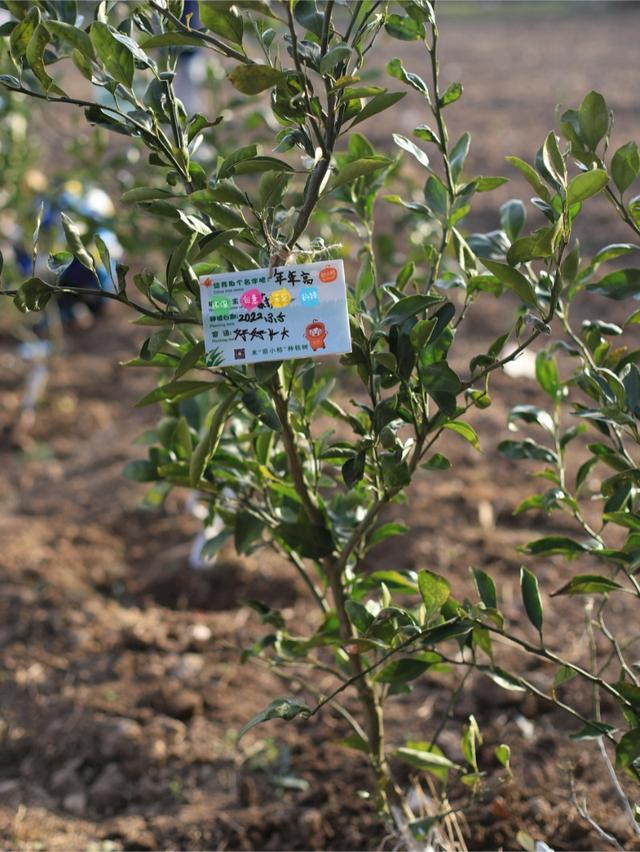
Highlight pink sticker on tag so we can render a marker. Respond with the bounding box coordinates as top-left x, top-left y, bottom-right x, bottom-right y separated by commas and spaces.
240, 288, 262, 309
